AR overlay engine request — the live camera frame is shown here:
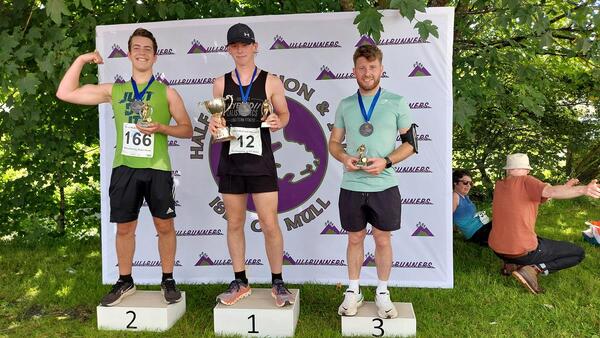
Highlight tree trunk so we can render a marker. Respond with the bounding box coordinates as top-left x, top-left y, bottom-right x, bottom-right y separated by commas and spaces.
57, 171, 66, 234
428, 0, 449, 6
339, 0, 354, 11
